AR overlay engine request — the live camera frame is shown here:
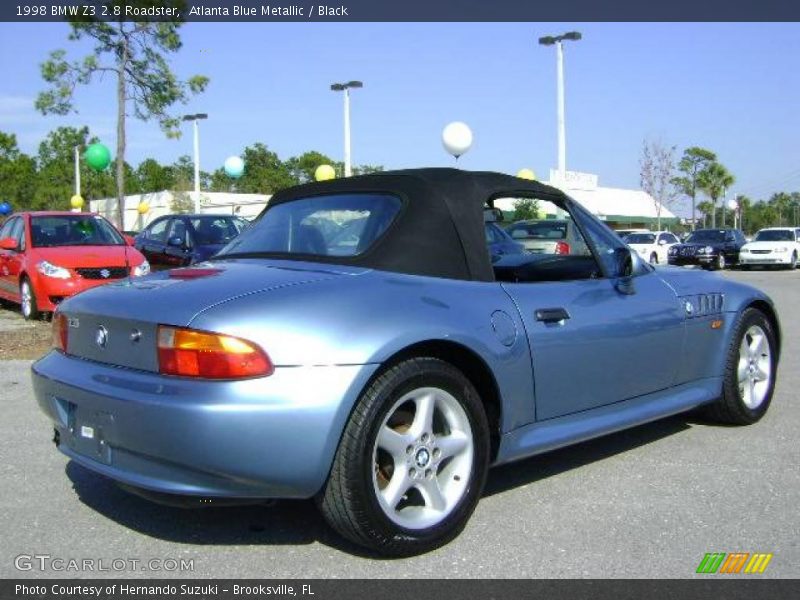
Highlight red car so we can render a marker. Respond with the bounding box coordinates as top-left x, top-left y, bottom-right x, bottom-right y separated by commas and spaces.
0, 211, 150, 319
